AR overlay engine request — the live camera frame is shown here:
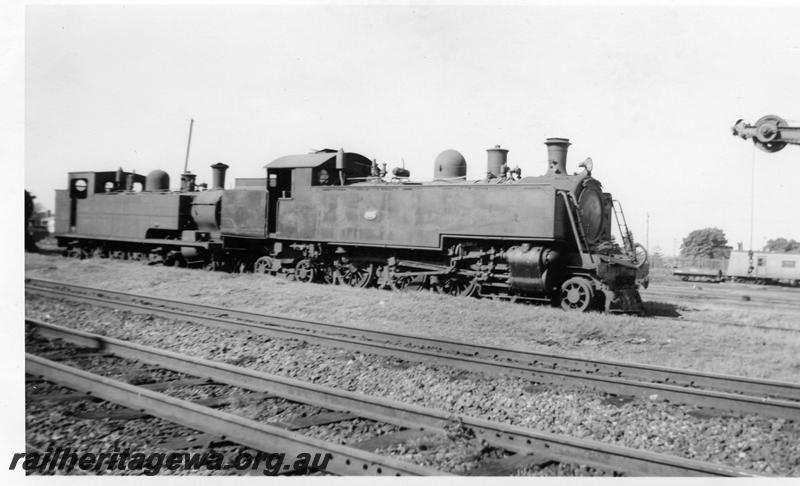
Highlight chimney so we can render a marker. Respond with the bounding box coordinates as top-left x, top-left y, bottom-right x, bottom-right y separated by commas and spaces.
115, 167, 124, 190
545, 138, 570, 176
486, 145, 509, 178
210, 163, 229, 190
